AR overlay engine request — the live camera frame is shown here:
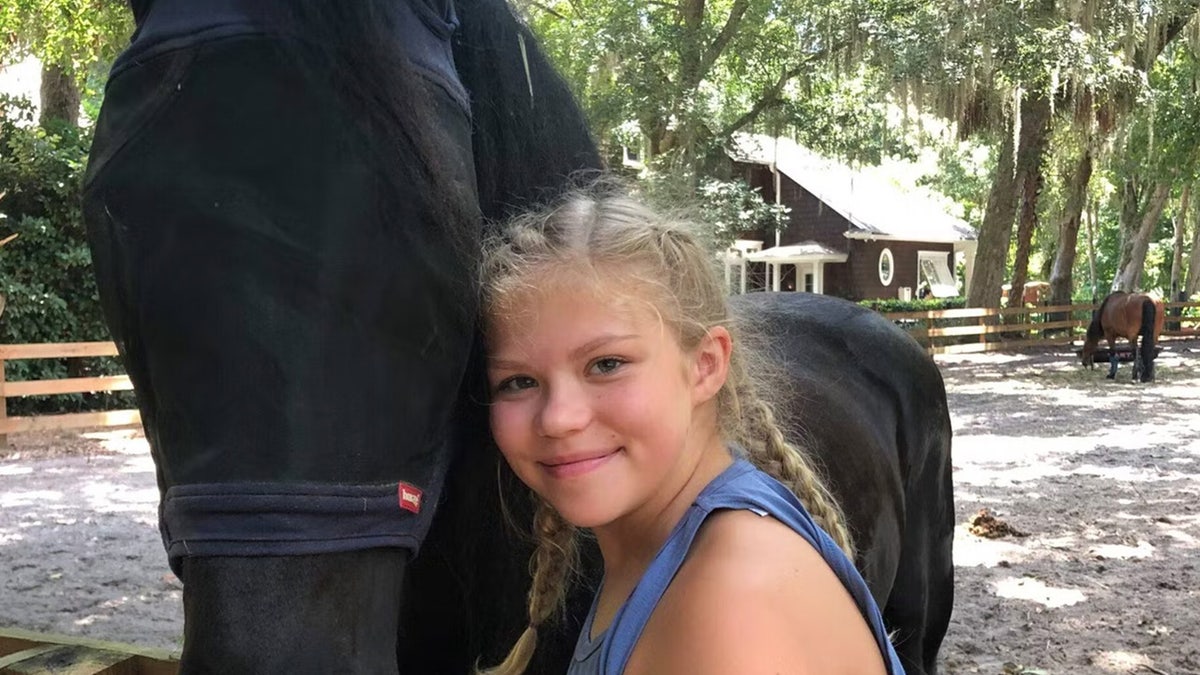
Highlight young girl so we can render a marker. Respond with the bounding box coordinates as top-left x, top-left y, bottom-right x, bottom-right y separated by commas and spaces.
481, 191, 904, 674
